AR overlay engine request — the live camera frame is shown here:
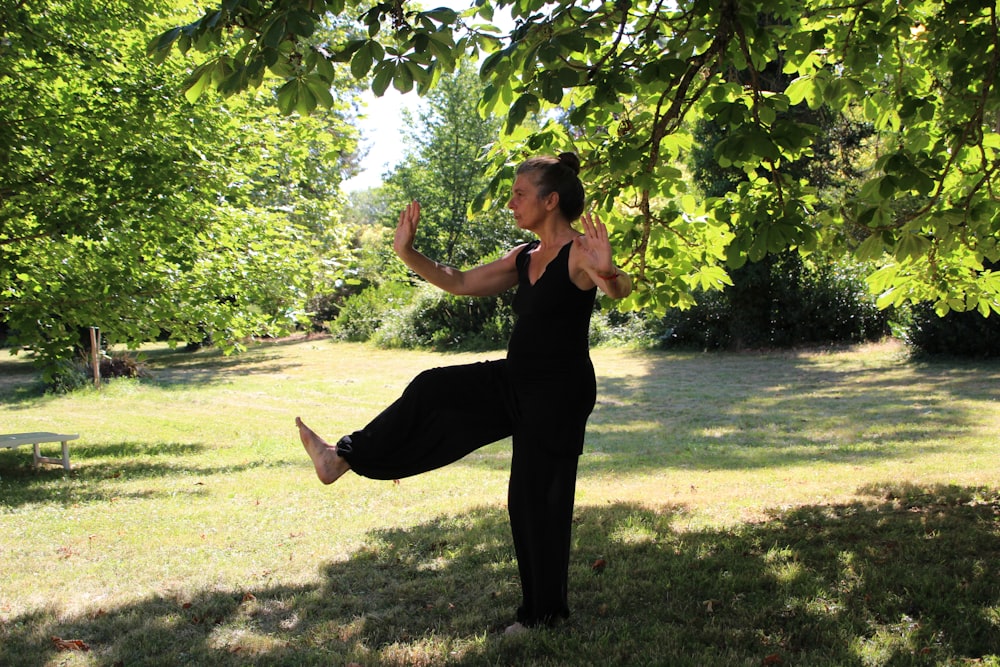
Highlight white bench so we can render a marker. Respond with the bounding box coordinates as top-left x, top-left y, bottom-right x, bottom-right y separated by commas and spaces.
0, 432, 77, 470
